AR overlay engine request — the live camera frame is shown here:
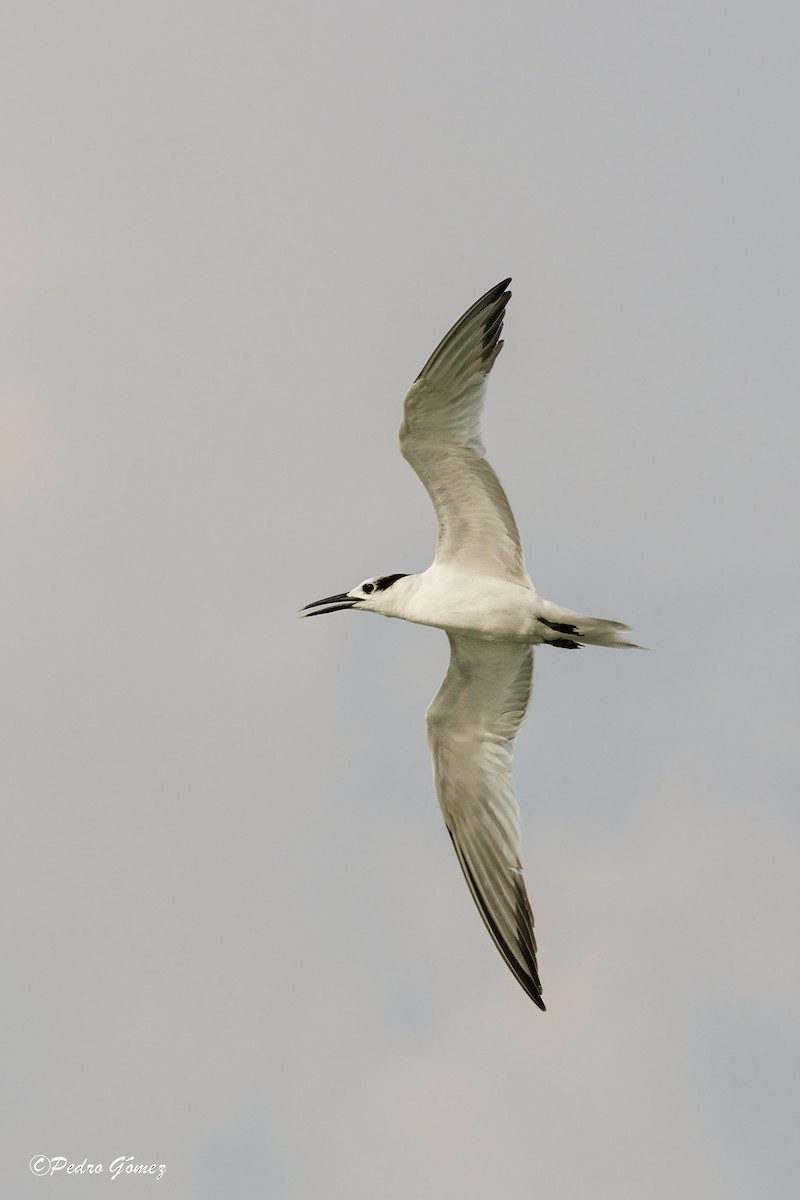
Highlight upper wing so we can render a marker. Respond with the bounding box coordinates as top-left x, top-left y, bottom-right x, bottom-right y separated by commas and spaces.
426, 634, 544, 1009
399, 279, 531, 586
